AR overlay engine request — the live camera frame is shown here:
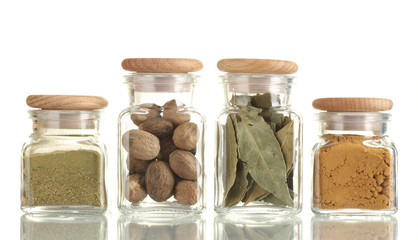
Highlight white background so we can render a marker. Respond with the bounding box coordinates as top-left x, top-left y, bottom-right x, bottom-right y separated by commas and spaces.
1, 0, 418, 239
